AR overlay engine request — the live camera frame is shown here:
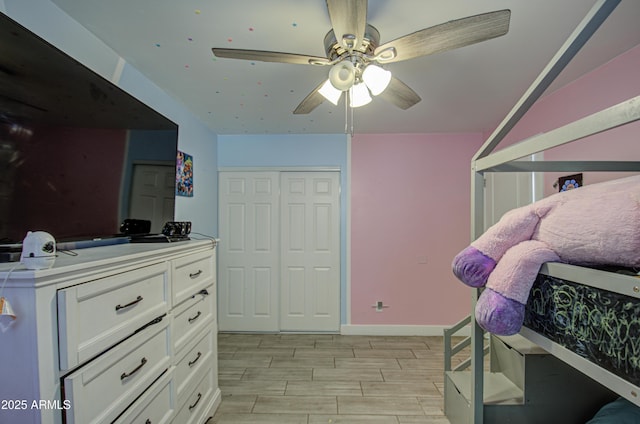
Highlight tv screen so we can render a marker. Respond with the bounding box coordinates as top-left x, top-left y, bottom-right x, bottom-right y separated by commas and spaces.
0, 13, 179, 246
